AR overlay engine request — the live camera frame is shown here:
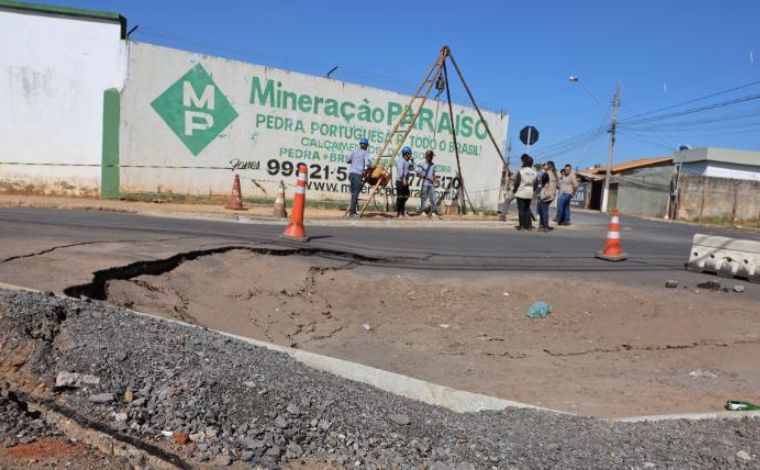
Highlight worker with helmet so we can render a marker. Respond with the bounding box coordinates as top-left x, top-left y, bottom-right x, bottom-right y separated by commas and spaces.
346, 137, 372, 217
395, 146, 414, 217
